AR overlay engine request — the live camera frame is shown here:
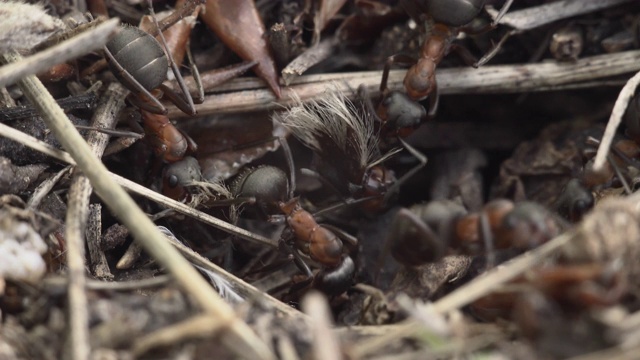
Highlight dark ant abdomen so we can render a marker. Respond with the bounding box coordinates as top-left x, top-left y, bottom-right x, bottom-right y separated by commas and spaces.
106, 26, 168, 92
